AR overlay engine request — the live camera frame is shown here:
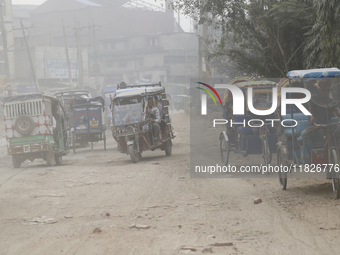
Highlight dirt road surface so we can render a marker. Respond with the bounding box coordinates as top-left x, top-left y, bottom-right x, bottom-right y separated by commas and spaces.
1, 112, 340, 255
